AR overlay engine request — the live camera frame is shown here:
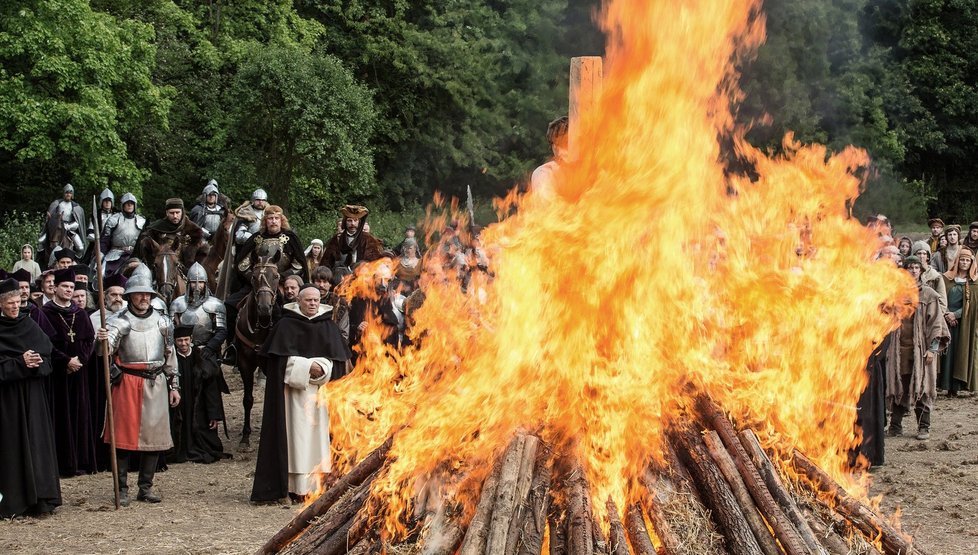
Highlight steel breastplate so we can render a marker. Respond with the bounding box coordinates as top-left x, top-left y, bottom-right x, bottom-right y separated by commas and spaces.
110, 215, 142, 249
117, 311, 168, 367
202, 208, 222, 235
58, 201, 74, 222
178, 303, 215, 346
